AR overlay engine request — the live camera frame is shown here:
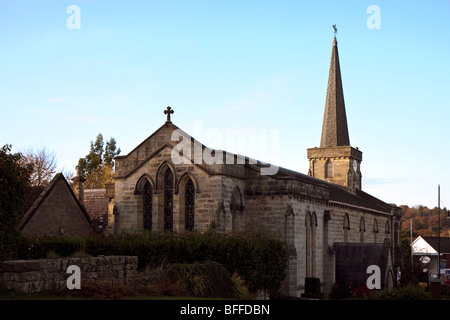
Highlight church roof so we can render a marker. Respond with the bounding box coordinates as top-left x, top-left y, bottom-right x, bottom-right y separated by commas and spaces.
334, 240, 391, 288
320, 36, 350, 147
116, 117, 393, 215
257, 165, 394, 215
